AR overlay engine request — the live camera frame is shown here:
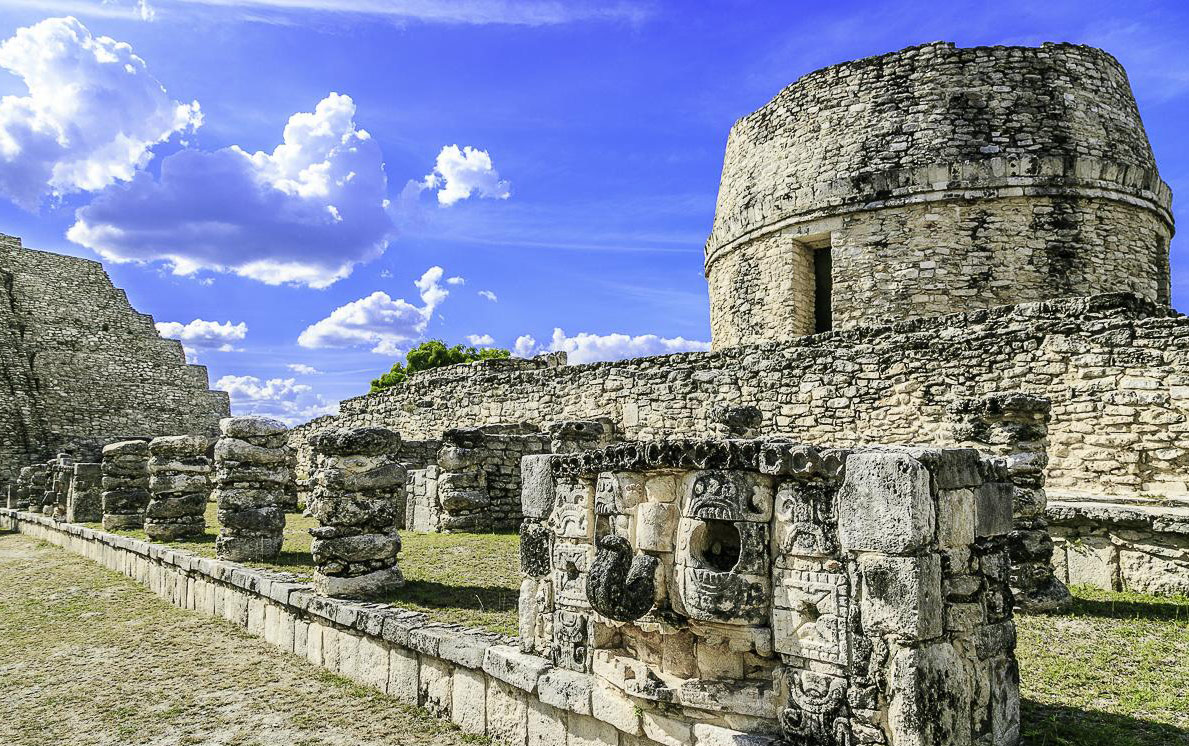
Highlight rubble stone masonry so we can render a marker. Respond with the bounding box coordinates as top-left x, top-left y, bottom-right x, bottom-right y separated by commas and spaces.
0, 233, 230, 492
